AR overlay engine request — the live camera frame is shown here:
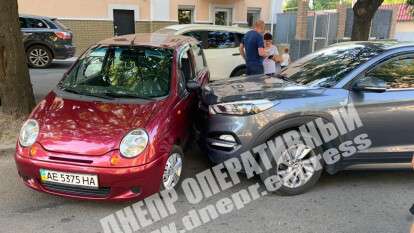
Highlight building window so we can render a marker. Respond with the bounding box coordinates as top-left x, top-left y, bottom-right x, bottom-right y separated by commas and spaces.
247, 9, 261, 27
178, 7, 194, 24
214, 8, 232, 26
